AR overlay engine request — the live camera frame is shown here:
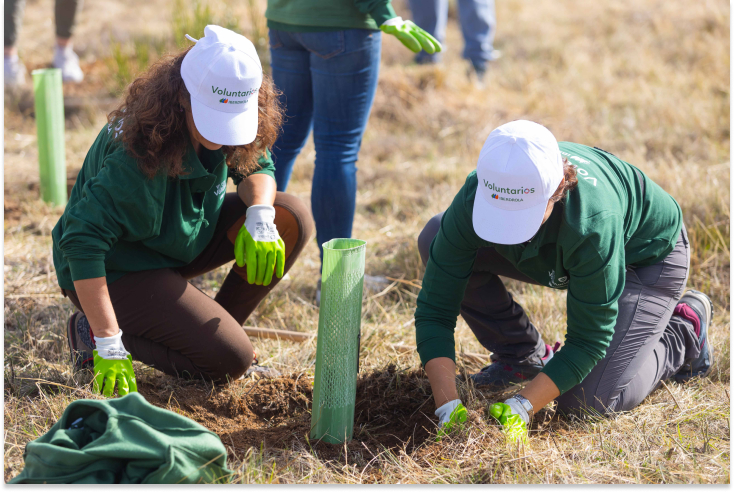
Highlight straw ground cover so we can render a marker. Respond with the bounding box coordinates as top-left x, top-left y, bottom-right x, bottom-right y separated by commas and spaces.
4, 0, 730, 483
